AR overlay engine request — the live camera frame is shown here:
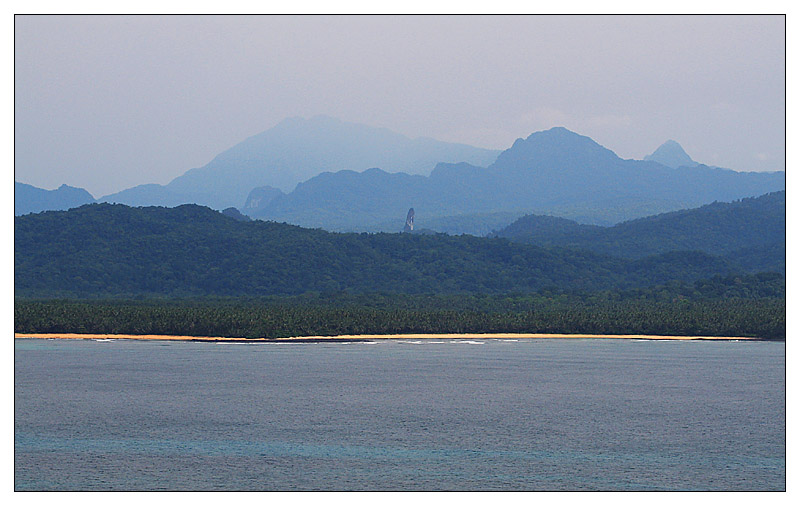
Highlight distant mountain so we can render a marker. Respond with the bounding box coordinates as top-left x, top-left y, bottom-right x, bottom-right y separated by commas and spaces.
249, 127, 785, 231
96, 183, 205, 208
15, 203, 744, 298
251, 167, 434, 229
99, 115, 500, 210
15, 182, 95, 216
493, 191, 785, 272
644, 140, 699, 168
243, 185, 284, 213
